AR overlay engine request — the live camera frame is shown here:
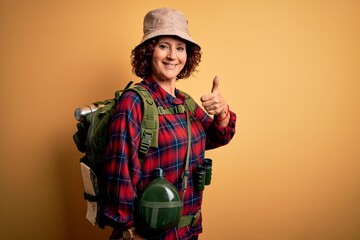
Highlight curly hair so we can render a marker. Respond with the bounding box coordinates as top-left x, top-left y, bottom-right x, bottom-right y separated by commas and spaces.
131, 36, 201, 79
